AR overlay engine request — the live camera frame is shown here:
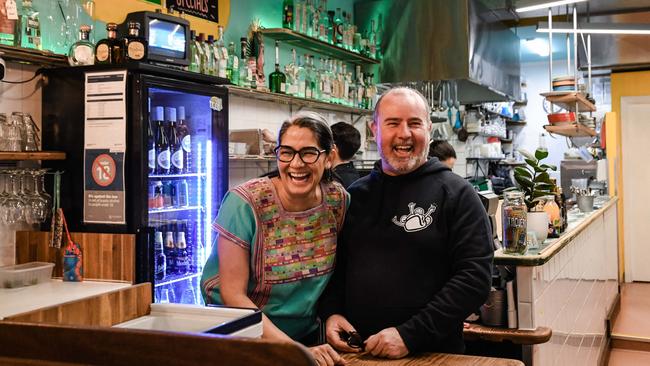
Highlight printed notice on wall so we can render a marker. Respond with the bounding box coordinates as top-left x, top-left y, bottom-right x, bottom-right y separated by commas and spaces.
83, 70, 127, 224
